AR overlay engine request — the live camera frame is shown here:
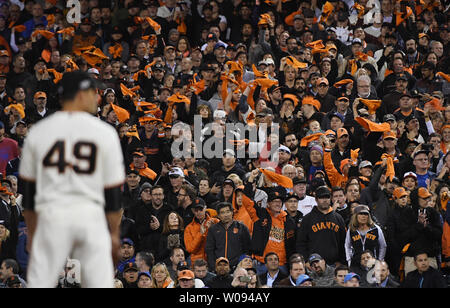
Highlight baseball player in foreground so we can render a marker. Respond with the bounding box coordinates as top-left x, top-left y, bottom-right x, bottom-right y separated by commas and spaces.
19, 71, 125, 288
